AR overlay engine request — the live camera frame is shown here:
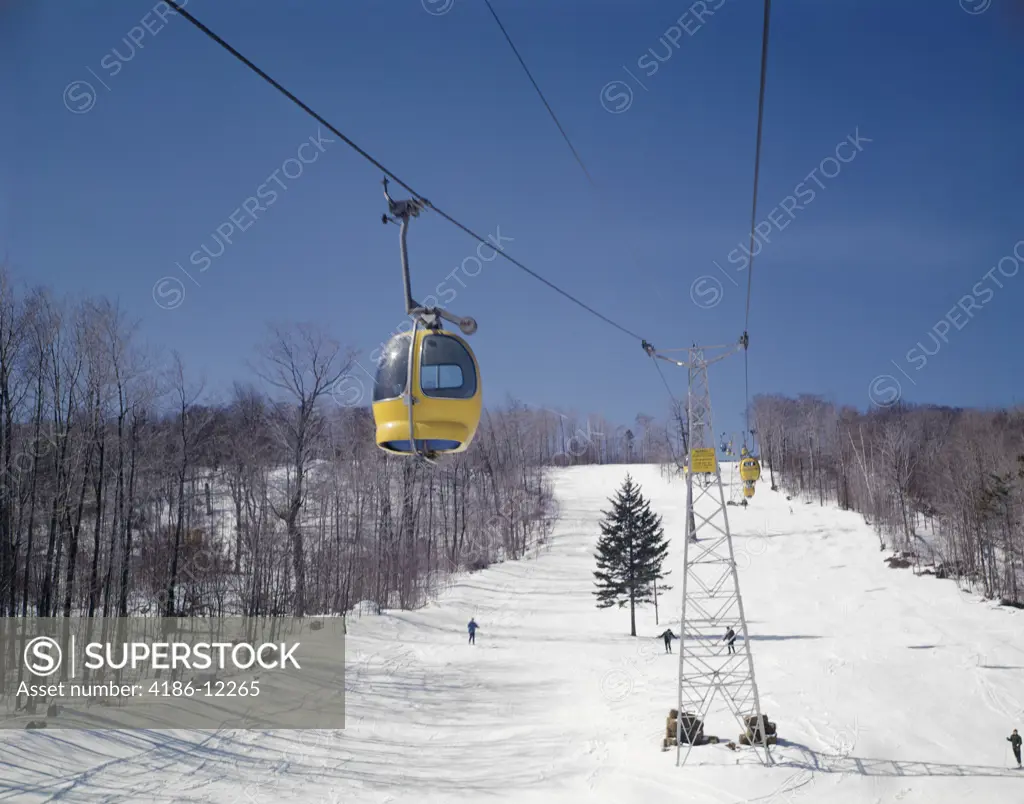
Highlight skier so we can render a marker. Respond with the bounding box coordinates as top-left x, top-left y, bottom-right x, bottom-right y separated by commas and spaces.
658, 628, 678, 653
1009, 729, 1022, 768
723, 626, 737, 654
467, 618, 479, 645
